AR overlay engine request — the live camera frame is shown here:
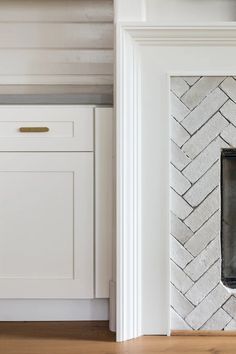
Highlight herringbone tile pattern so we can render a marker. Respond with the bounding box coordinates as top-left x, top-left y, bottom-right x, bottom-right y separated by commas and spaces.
170, 76, 236, 331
